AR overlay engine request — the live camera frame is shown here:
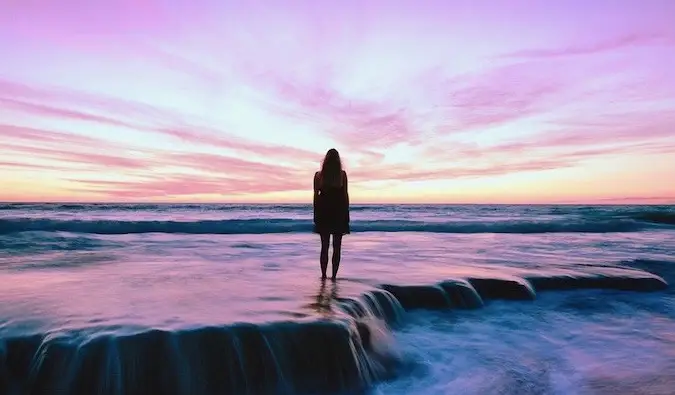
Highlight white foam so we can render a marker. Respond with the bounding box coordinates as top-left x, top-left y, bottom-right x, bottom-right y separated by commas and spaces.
373, 290, 675, 394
